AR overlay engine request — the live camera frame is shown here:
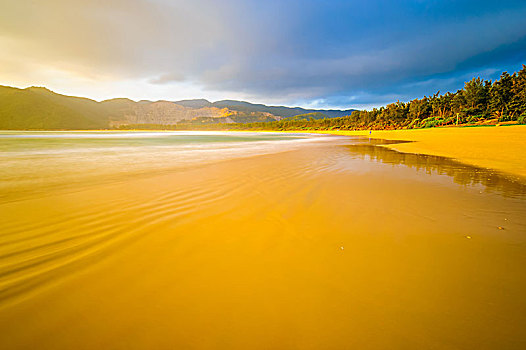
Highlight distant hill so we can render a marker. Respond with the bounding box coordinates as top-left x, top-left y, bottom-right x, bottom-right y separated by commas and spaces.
0, 85, 355, 130
175, 99, 355, 118
0, 86, 108, 130
174, 99, 213, 109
